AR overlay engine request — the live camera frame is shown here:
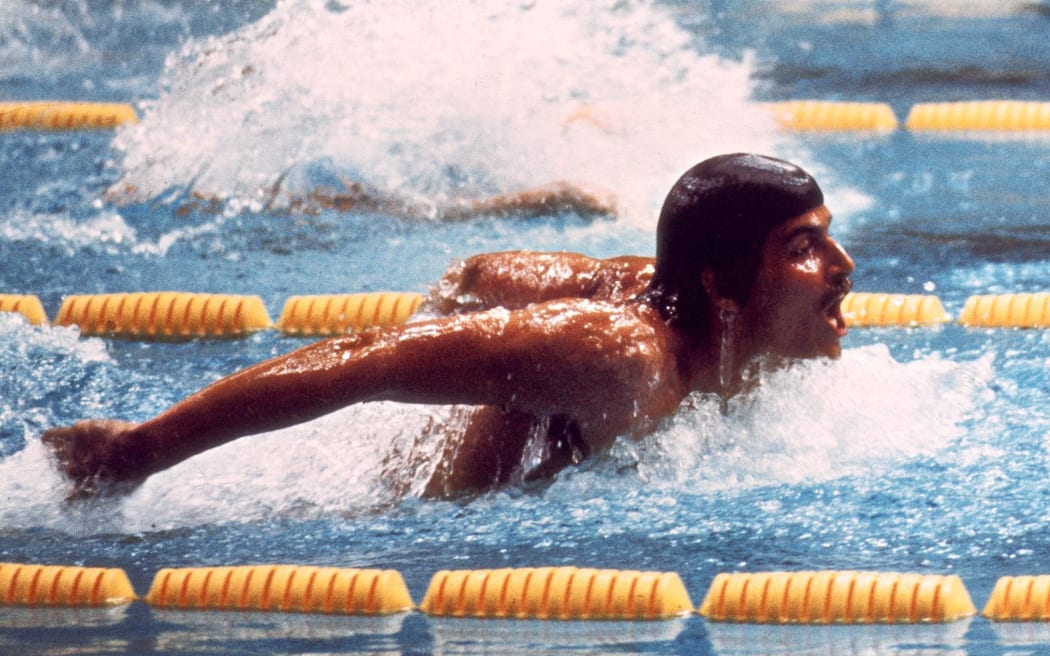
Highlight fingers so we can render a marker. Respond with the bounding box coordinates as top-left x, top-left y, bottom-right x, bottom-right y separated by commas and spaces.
40, 420, 142, 500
